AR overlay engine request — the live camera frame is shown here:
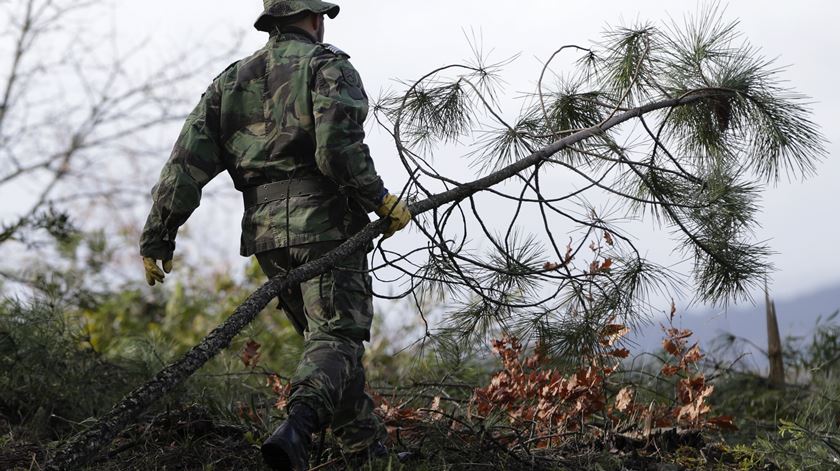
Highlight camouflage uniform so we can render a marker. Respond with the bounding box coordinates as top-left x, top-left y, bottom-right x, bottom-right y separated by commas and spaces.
140, 16, 386, 452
